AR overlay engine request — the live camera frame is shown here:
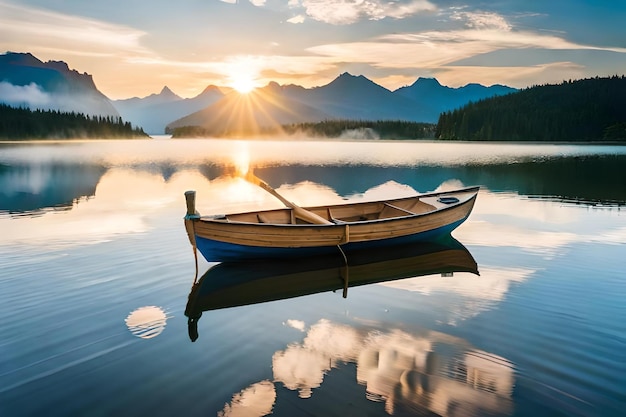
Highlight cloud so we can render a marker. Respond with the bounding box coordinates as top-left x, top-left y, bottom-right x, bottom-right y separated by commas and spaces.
296, 0, 436, 25
0, 82, 51, 107
431, 62, 588, 89
304, 9, 626, 87
0, 81, 115, 115
451, 10, 512, 31
287, 14, 306, 24
0, 1, 152, 58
